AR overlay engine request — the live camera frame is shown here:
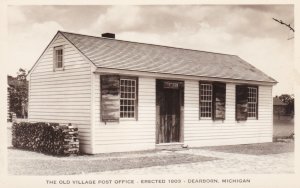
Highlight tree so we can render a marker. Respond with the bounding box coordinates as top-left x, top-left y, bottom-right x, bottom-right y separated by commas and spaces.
272, 18, 294, 40
8, 68, 28, 118
17, 68, 27, 81
272, 18, 295, 32
278, 94, 294, 115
